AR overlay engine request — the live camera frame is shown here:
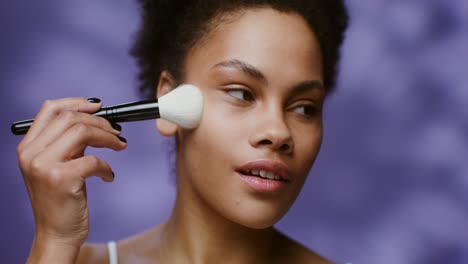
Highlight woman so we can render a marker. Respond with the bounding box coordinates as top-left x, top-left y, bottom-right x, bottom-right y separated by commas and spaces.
19, 0, 348, 263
